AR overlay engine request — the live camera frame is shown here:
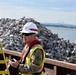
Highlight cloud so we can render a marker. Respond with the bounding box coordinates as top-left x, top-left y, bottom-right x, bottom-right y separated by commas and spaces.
0, 0, 76, 25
